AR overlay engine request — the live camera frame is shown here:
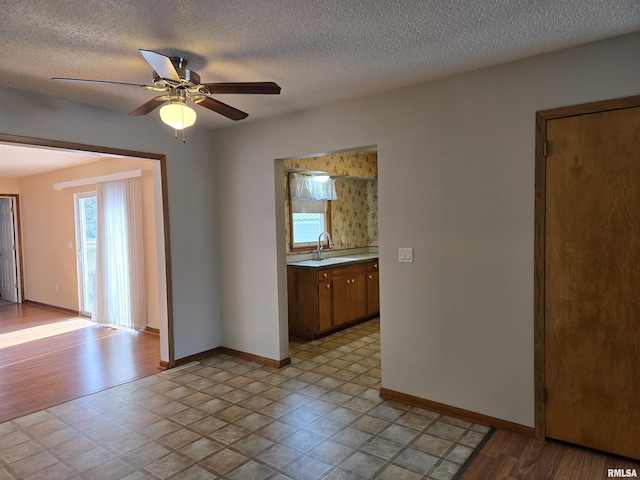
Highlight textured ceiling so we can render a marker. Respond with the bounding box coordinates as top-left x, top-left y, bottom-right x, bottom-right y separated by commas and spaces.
0, 0, 638, 176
